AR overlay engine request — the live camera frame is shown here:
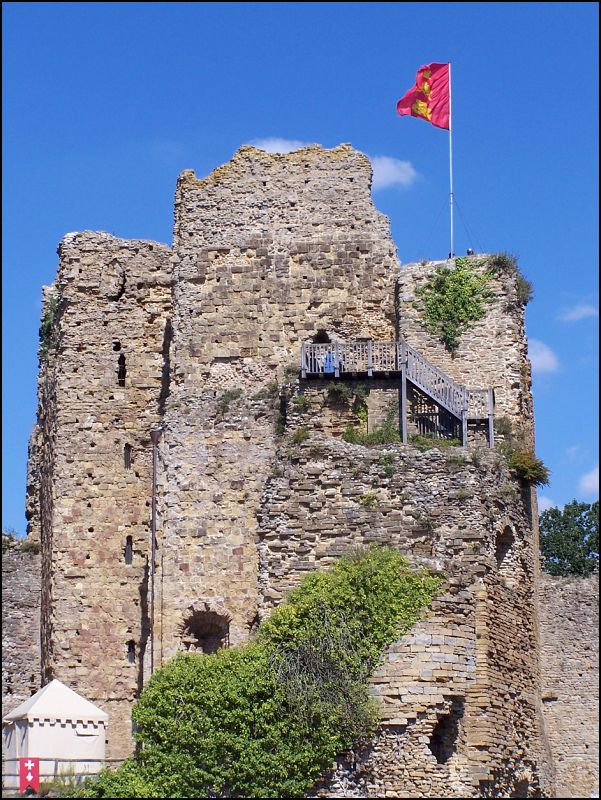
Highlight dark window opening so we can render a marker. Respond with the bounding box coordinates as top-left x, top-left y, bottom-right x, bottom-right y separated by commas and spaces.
113, 341, 121, 352
510, 778, 530, 798
117, 354, 126, 387
496, 526, 515, 569
312, 329, 331, 344
124, 443, 132, 470
127, 640, 136, 663
428, 698, 464, 764
180, 610, 230, 654
124, 536, 133, 565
